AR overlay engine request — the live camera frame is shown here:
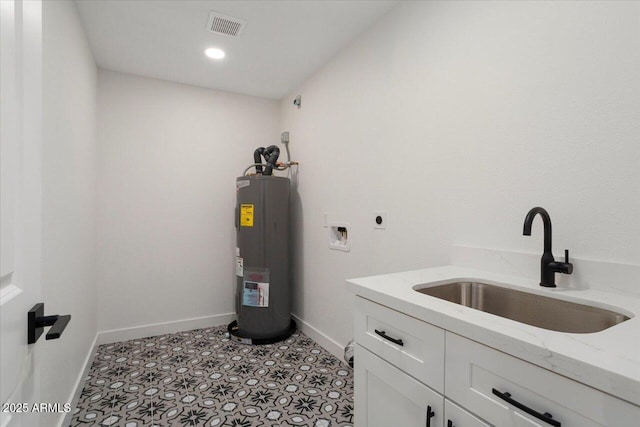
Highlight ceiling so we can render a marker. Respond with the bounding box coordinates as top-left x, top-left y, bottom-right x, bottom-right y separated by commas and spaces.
75, 0, 399, 100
